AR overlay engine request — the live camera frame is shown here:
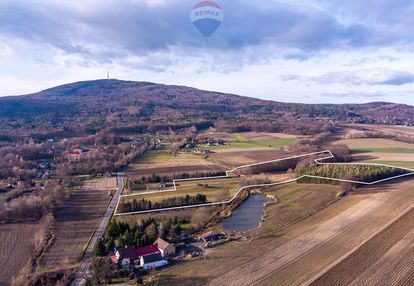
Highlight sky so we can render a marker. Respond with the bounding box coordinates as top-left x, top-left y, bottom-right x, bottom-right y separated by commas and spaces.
0, 0, 414, 104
